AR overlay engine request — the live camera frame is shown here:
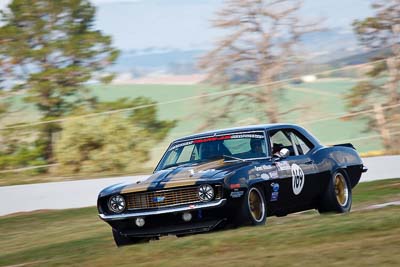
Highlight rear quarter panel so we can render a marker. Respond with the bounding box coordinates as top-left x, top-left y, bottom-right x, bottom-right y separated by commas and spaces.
312, 145, 364, 189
